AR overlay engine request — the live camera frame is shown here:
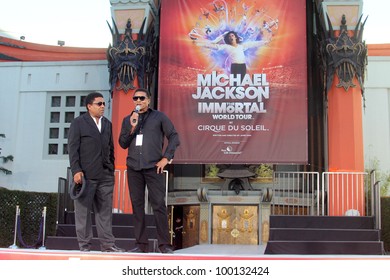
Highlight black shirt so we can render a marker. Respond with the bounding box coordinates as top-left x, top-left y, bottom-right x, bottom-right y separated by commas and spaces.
118, 108, 180, 170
